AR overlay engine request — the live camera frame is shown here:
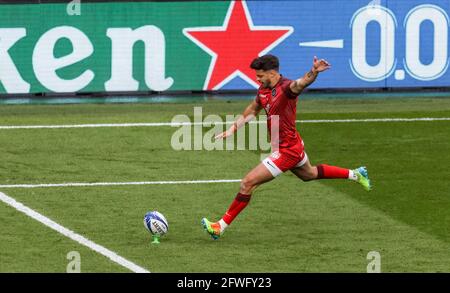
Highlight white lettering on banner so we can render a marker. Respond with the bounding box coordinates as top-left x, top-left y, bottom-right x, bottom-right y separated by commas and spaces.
350, 5, 396, 81
0, 28, 30, 93
33, 26, 94, 92
0, 25, 172, 93
351, 4, 449, 82
404, 5, 449, 81
67, 0, 81, 16
105, 25, 173, 92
